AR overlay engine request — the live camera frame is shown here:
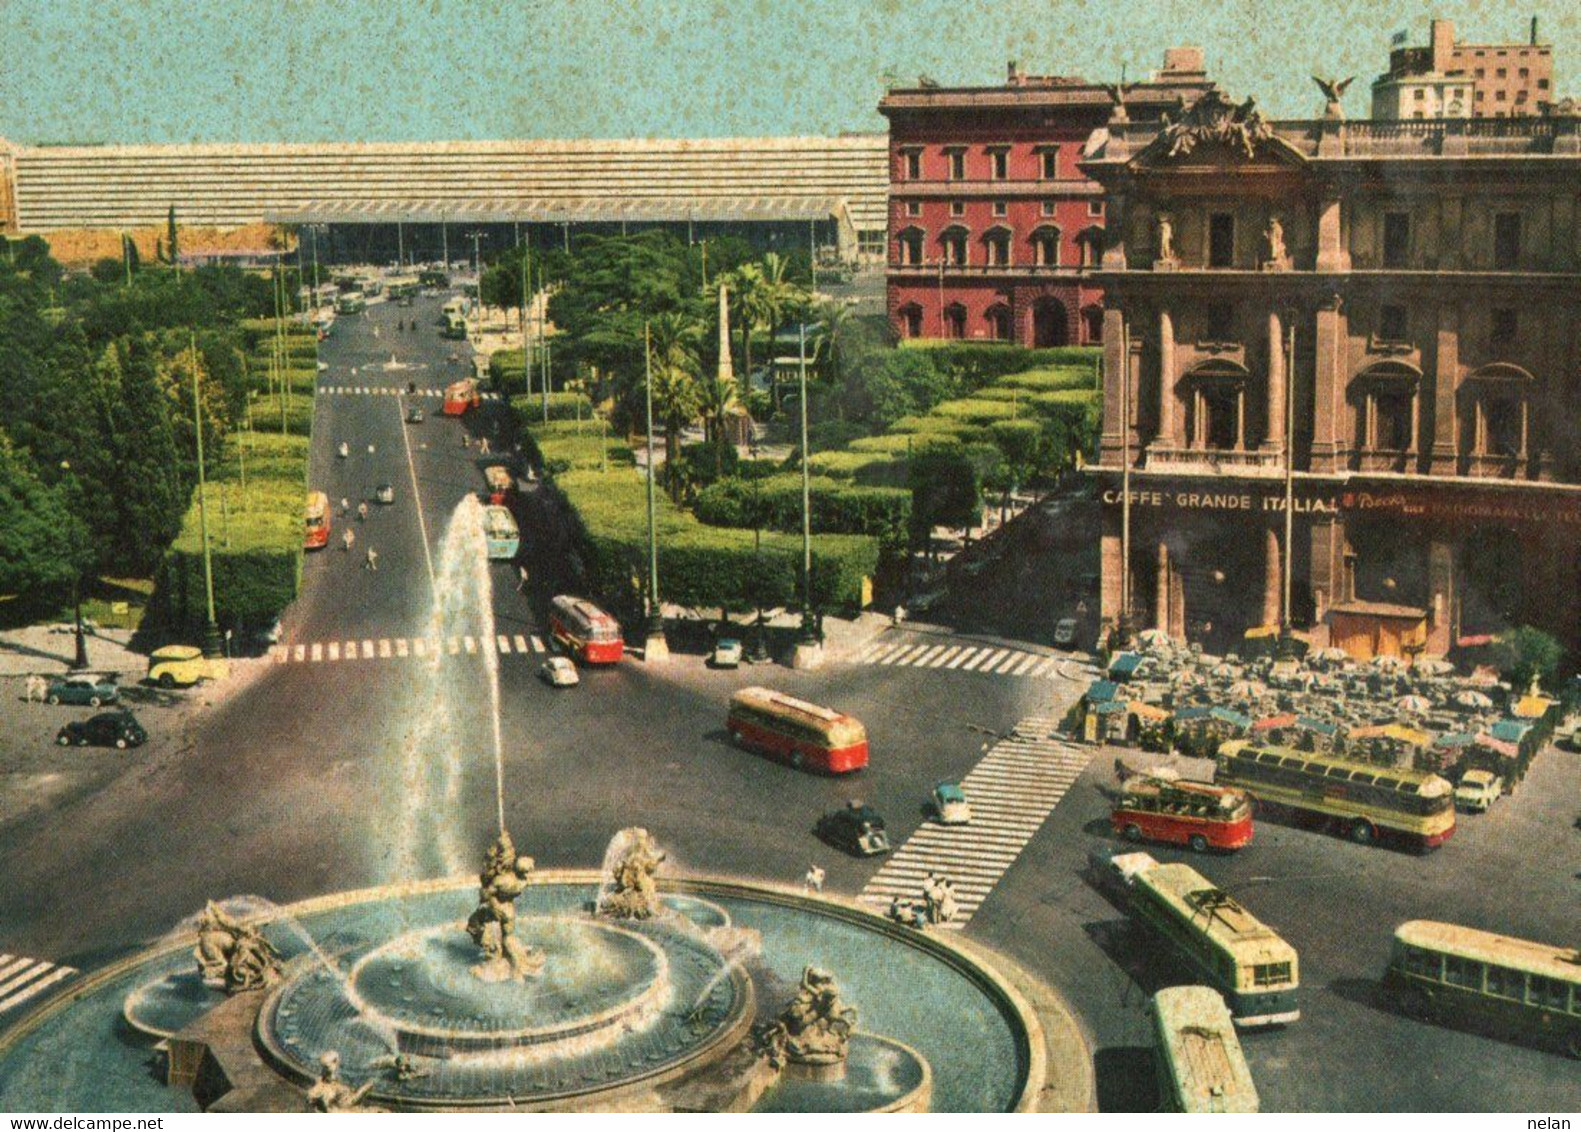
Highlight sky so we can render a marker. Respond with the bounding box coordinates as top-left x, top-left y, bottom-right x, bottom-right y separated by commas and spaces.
3, 0, 1579, 145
